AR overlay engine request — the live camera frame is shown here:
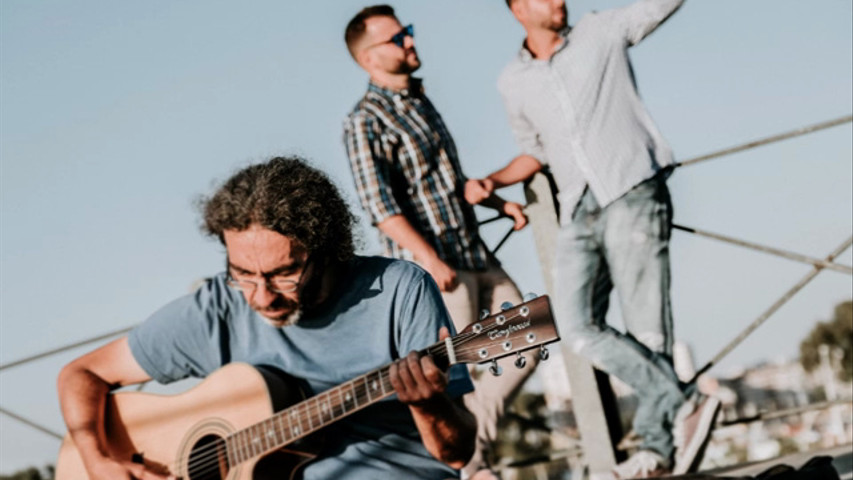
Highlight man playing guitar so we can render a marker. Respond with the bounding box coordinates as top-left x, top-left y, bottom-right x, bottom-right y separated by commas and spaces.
56, 156, 477, 480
